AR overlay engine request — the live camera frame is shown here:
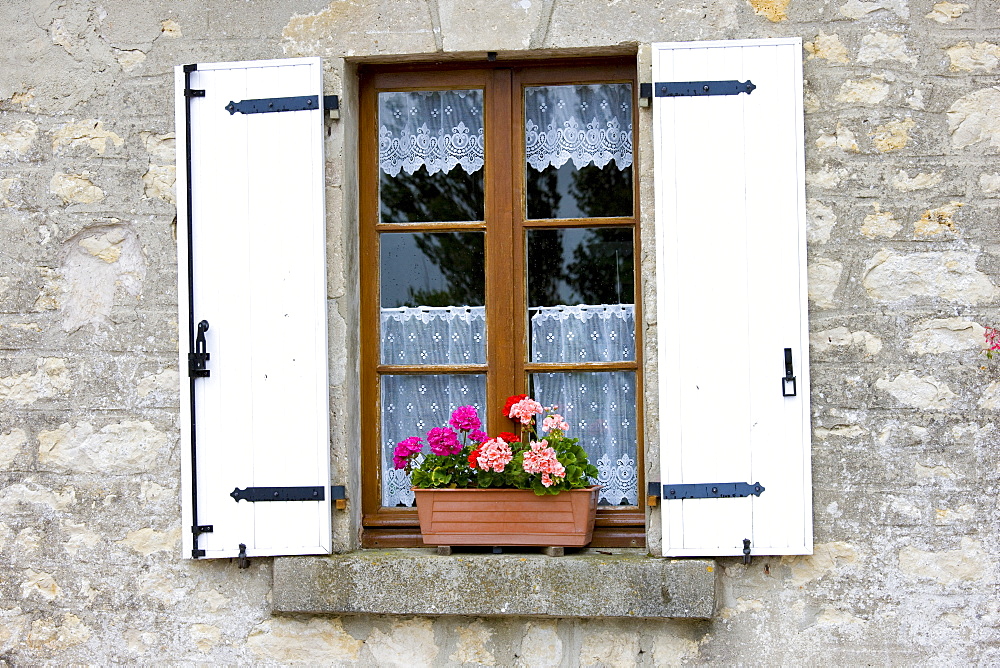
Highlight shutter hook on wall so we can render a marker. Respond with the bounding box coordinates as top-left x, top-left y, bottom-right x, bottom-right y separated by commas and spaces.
743, 538, 752, 565
238, 543, 250, 569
